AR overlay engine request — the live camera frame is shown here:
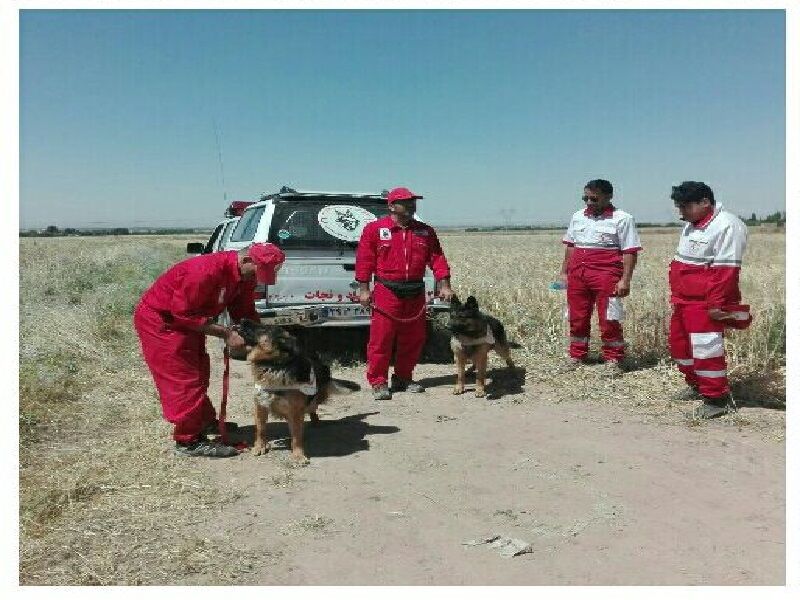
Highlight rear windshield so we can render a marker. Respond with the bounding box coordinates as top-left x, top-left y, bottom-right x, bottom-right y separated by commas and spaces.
230, 206, 265, 243
268, 199, 389, 249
